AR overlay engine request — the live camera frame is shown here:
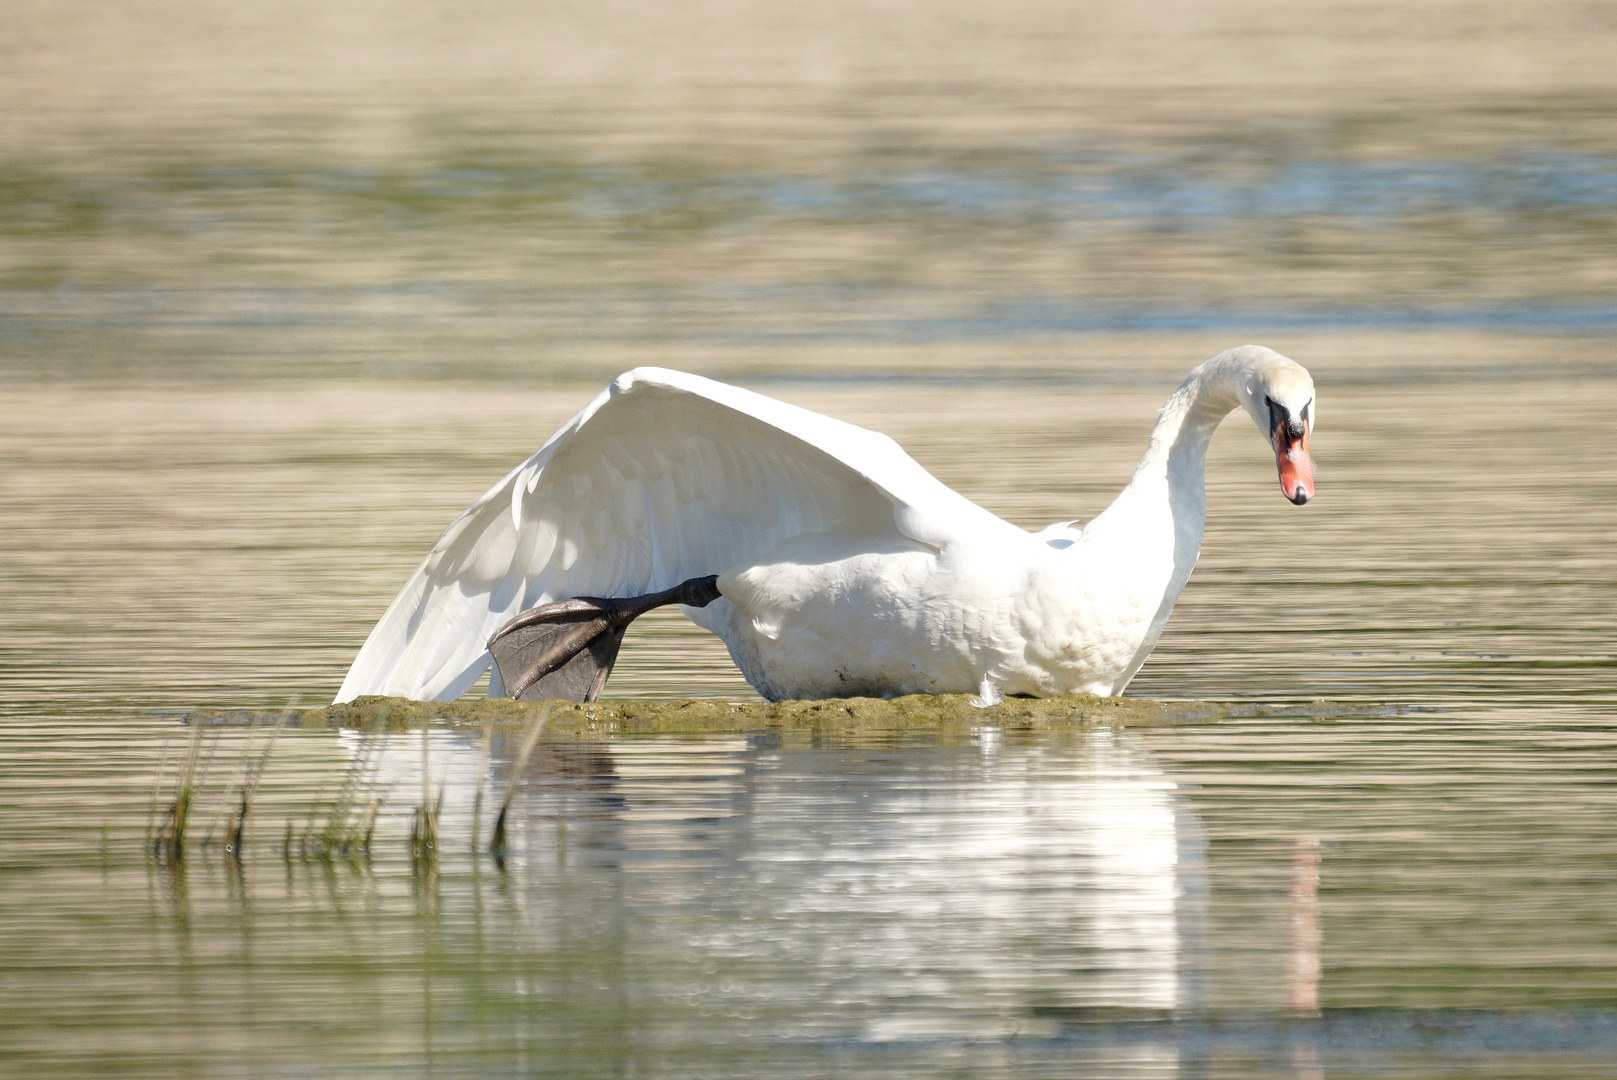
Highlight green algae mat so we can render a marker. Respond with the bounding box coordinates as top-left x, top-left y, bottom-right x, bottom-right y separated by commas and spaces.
189, 694, 1357, 735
